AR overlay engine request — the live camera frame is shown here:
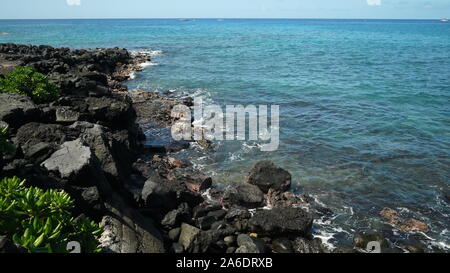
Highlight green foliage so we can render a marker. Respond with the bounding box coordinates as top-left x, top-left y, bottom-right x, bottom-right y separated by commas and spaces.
0, 66, 60, 103
0, 177, 102, 253
0, 125, 15, 156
